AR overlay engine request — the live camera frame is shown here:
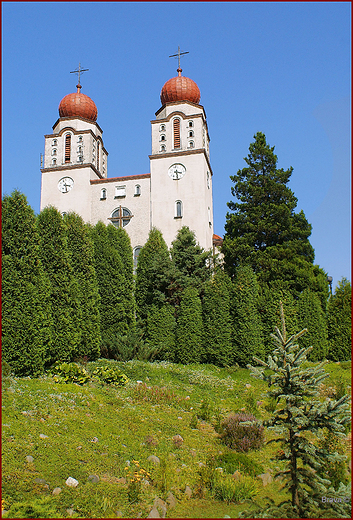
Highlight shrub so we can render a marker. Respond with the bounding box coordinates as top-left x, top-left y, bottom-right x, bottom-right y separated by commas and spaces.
50, 361, 90, 385
317, 429, 349, 490
220, 413, 264, 452
216, 452, 265, 477
212, 472, 258, 503
3, 497, 58, 518
2, 360, 12, 377
91, 365, 129, 386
